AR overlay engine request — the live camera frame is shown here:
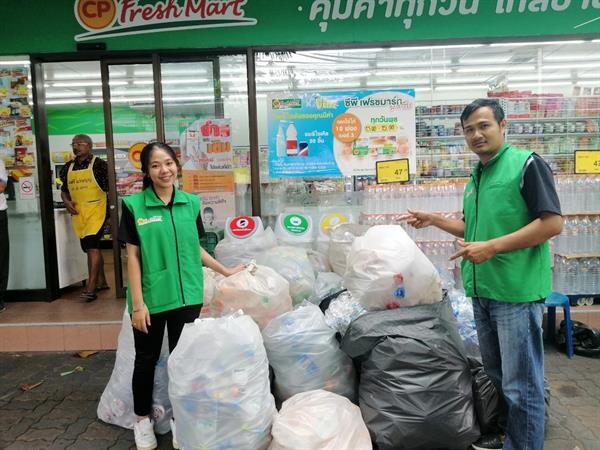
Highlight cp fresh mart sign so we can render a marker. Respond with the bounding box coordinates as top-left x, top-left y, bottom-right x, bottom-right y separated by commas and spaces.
74, 0, 257, 41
